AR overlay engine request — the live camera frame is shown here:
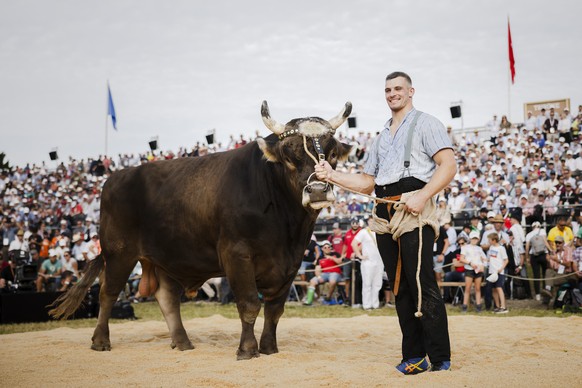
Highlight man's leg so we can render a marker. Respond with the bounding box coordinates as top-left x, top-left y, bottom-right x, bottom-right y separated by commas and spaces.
377, 231, 425, 360
399, 226, 451, 364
